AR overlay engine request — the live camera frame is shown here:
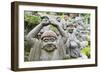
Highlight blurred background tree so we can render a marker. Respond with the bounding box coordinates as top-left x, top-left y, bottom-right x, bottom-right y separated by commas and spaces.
80, 13, 90, 25
24, 11, 41, 35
